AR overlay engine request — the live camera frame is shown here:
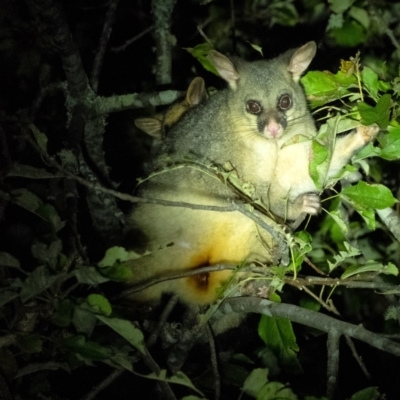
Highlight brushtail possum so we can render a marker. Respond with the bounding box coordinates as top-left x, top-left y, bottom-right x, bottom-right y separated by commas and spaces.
126, 42, 378, 306
134, 77, 207, 140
